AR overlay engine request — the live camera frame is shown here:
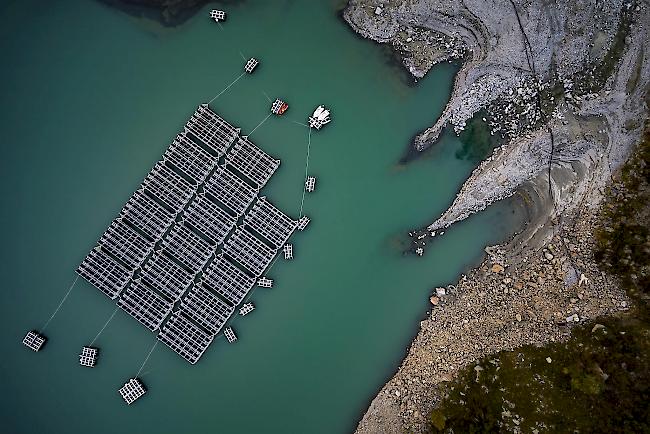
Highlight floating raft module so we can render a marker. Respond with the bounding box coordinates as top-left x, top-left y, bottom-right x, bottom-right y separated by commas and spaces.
296, 216, 311, 231
224, 327, 237, 343
305, 176, 316, 192
239, 303, 255, 316
209, 10, 226, 22
244, 58, 259, 74
79, 346, 98, 367
119, 378, 146, 405
23, 331, 46, 352
283, 244, 293, 260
